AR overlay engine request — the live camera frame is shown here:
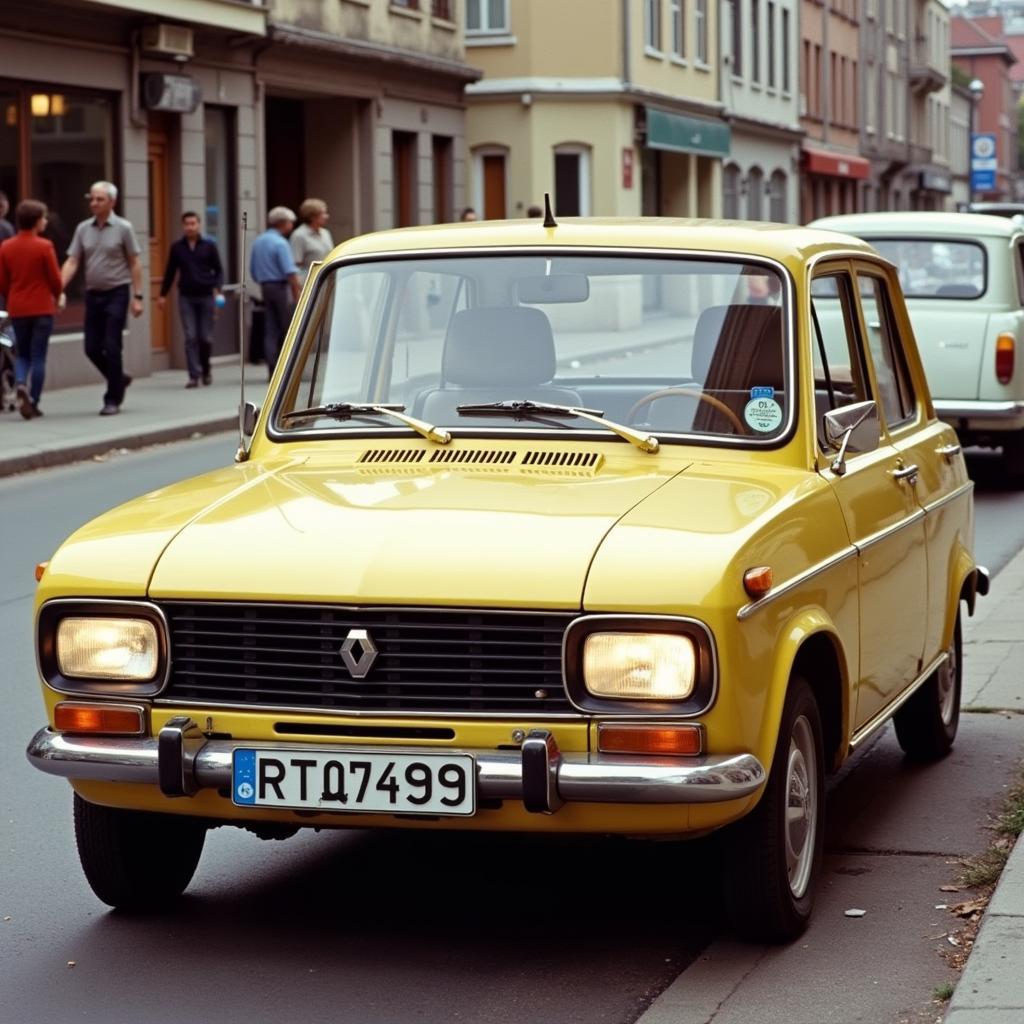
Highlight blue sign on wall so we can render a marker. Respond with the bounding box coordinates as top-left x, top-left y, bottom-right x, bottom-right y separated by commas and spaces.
971, 132, 997, 193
